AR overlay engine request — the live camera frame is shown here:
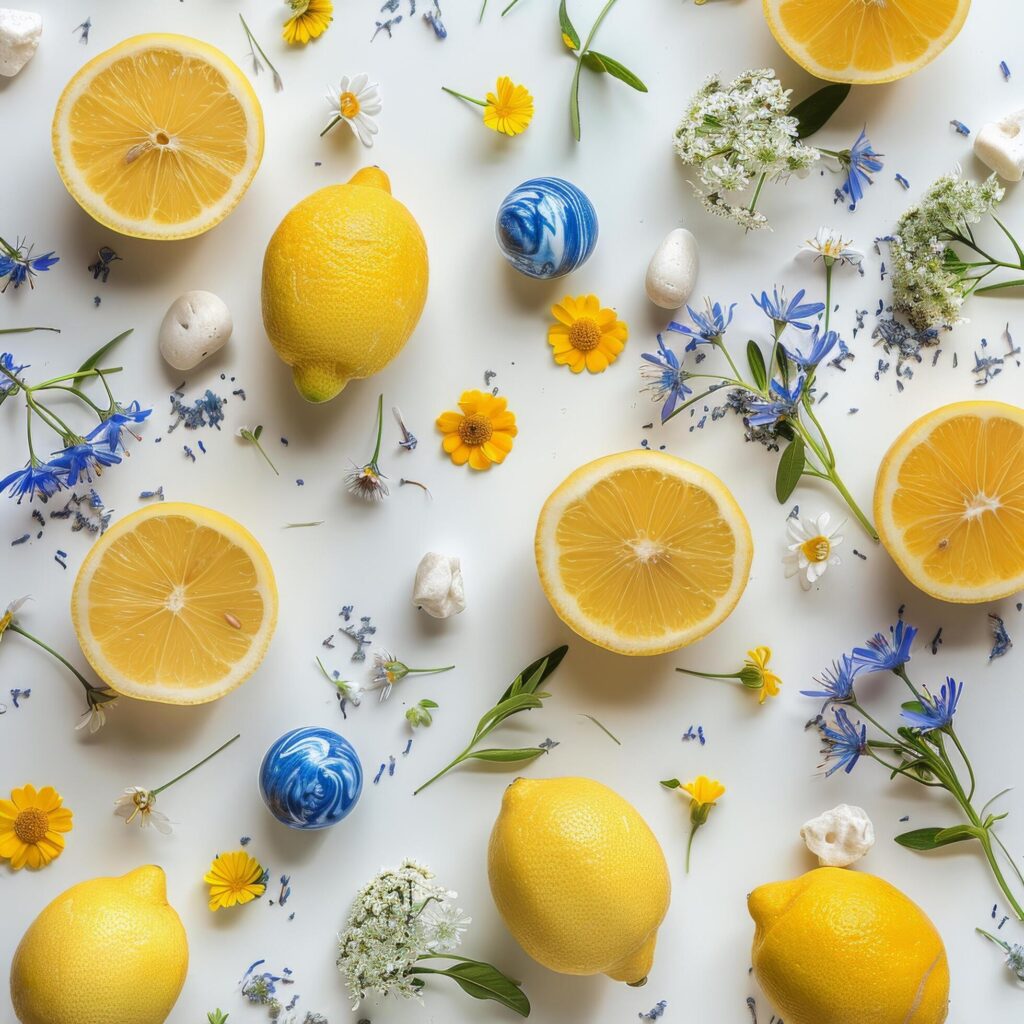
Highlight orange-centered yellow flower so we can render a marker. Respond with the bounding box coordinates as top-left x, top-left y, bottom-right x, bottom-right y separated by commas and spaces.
744, 646, 782, 704
0, 784, 73, 870
283, 0, 333, 45
548, 295, 628, 373
483, 77, 534, 136
204, 849, 267, 910
437, 390, 517, 471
